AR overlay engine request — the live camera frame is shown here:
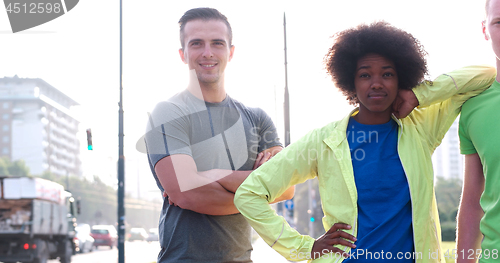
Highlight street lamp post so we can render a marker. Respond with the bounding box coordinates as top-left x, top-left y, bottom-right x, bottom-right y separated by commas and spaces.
118, 0, 125, 262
